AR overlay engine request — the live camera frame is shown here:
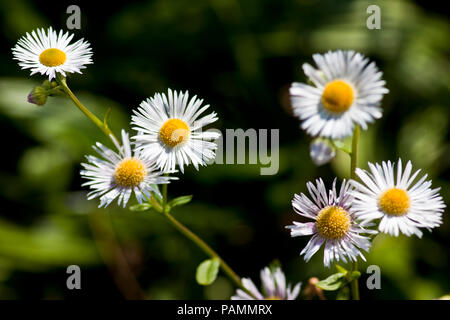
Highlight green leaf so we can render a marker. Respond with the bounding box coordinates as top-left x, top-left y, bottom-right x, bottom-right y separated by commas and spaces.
168, 195, 193, 209
129, 203, 151, 212
331, 139, 351, 154
196, 257, 220, 286
335, 265, 348, 275
316, 272, 346, 291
